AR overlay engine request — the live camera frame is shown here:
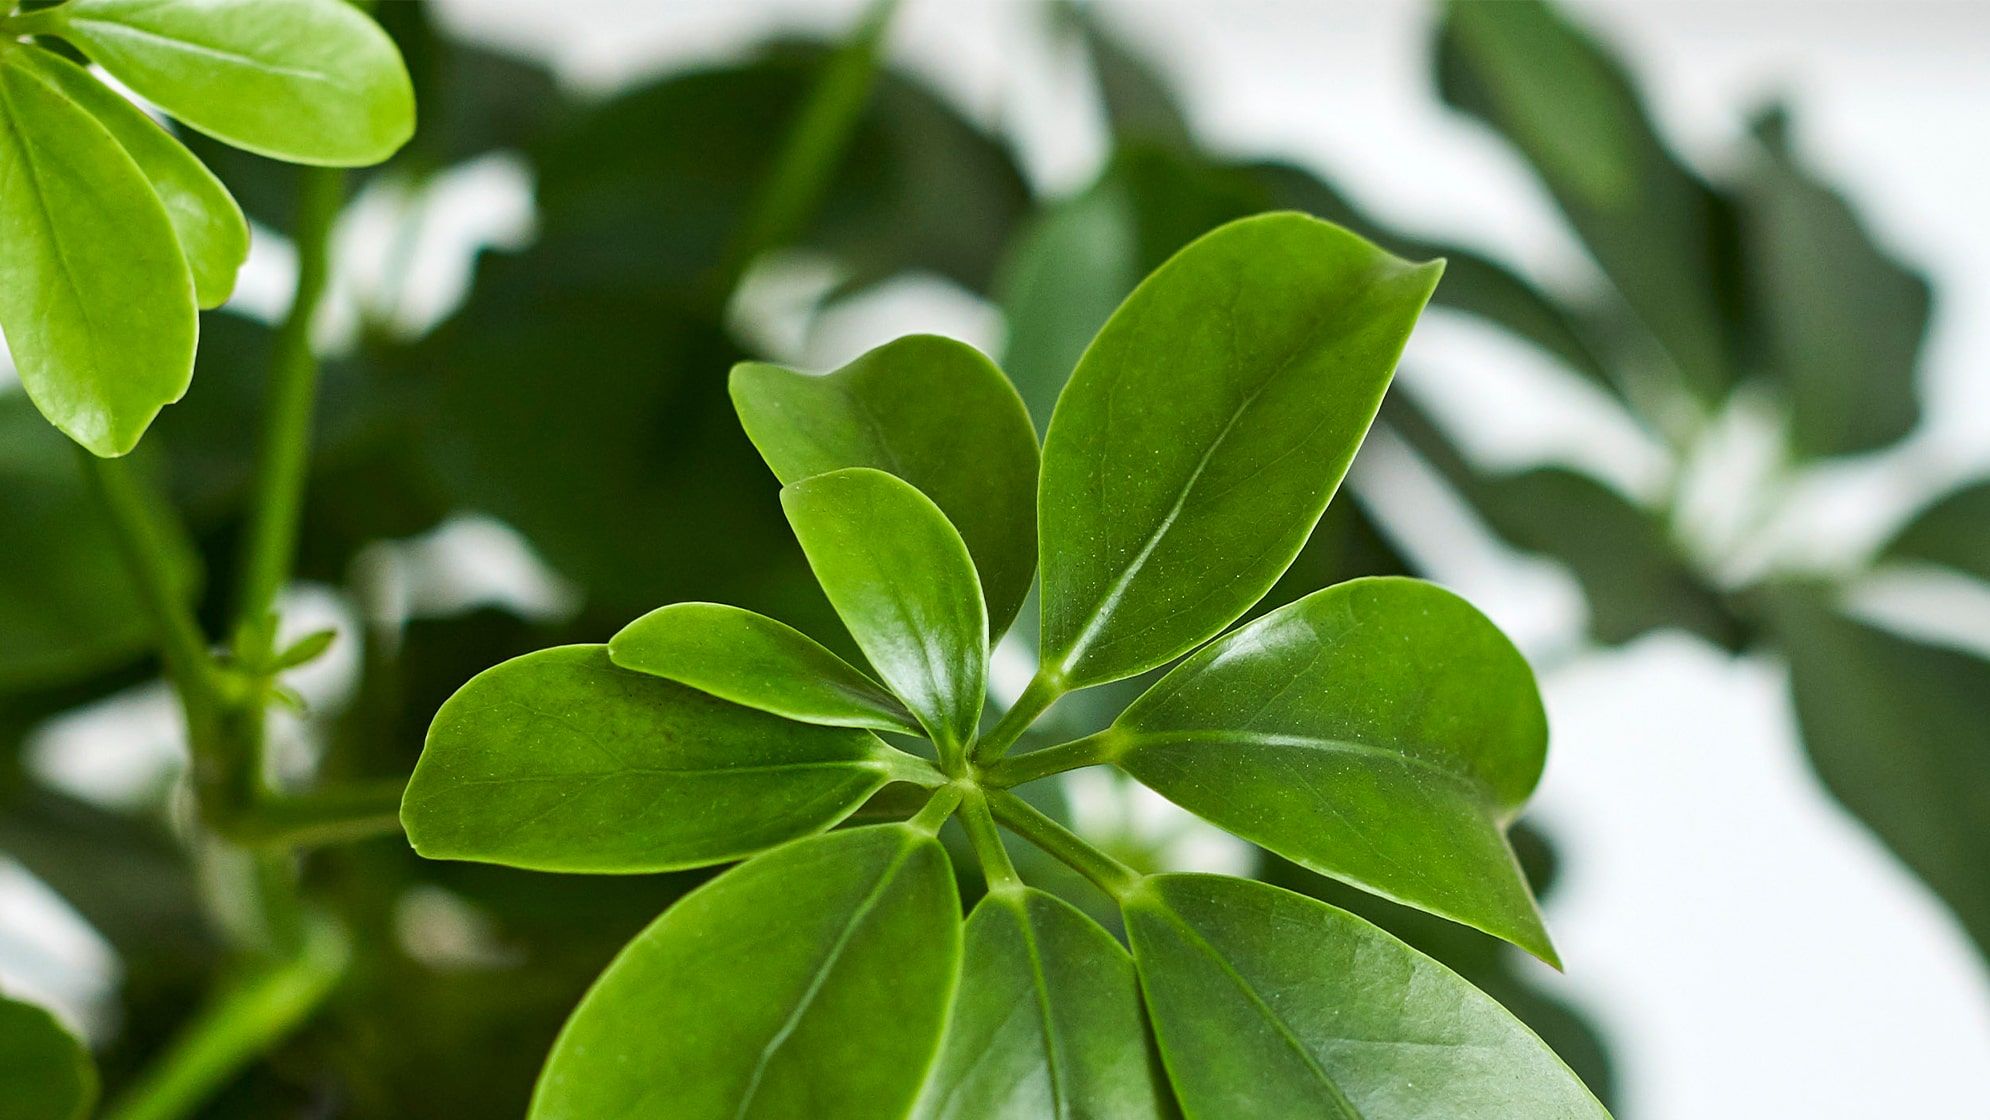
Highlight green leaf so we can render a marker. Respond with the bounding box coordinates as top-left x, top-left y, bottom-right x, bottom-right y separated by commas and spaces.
1109, 577, 1557, 964
0, 995, 97, 1120
0, 396, 198, 689
1037, 211, 1441, 690
732, 335, 1040, 636
914, 887, 1171, 1120
1882, 479, 1990, 585
531, 824, 961, 1120
402, 645, 910, 873
610, 601, 918, 735
0, 48, 194, 456
1740, 107, 1928, 458
1437, 0, 1740, 403
1124, 874, 1610, 1120
1765, 588, 1990, 960
782, 468, 988, 755
45, 0, 415, 167
11, 45, 247, 309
